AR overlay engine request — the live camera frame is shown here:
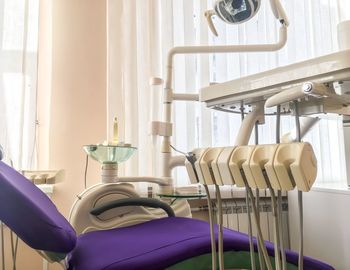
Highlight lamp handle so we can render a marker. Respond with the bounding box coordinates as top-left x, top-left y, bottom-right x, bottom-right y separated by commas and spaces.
270, 0, 289, 26
205, 10, 218, 37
